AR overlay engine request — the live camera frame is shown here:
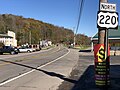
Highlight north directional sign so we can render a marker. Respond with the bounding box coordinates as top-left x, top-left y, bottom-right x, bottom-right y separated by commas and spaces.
100, 3, 116, 12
